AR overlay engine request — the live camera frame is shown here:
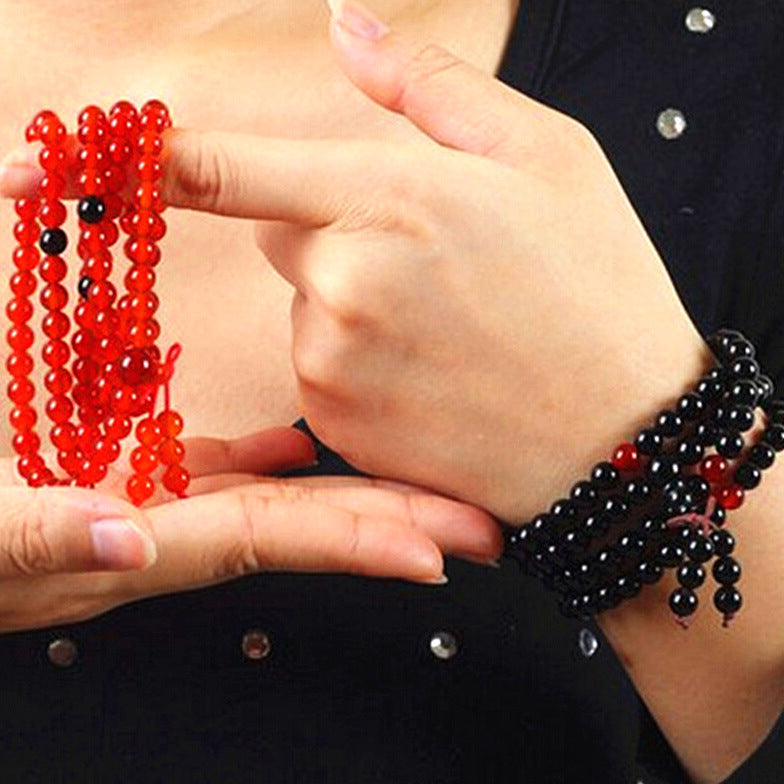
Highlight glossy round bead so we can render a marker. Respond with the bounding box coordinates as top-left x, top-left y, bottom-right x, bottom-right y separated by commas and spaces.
685, 534, 715, 563
646, 455, 680, 487
7, 324, 34, 351
118, 348, 158, 386
655, 410, 683, 437
40, 283, 68, 310
729, 380, 761, 408
611, 443, 639, 472
157, 410, 184, 438
39, 200, 67, 228
569, 480, 598, 508
10, 271, 37, 297
623, 478, 651, 506
715, 432, 744, 459
39, 228, 68, 256
684, 476, 711, 506
712, 556, 741, 585
635, 429, 663, 457
762, 424, 784, 452
12, 430, 41, 455
39, 255, 67, 283
710, 529, 735, 556
734, 462, 761, 490
700, 376, 724, 404
9, 405, 36, 431
130, 445, 158, 475
676, 393, 706, 421
656, 542, 684, 568
713, 586, 742, 615
136, 417, 163, 446
748, 442, 776, 470
718, 485, 744, 510
729, 357, 759, 380
127, 474, 155, 505
677, 439, 704, 466
720, 405, 755, 433
677, 561, 705, 589
41, 340, 70, 368
616, 531, 646, 563
591, 461, 620, 488
7, 351, 33, 377
77, 195, 106, 224
614, 575, 641, 599
94, 438, 121, 464
6, 297, 33, 324
699, 455, 728, 483
8, 378, 35, 404
669, 587, 698, 618
104, 415, 132, 440
638, 560, 664, 584
602, 495, 629, 521
12, 246, 39, 271
163, 464, 190, 496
